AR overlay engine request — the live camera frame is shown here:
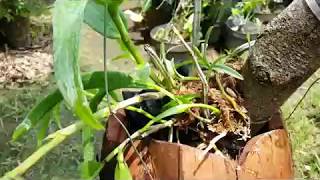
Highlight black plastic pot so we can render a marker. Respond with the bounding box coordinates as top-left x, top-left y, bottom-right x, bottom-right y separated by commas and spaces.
122, 90, 170, 134
223, 18, 261, 49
